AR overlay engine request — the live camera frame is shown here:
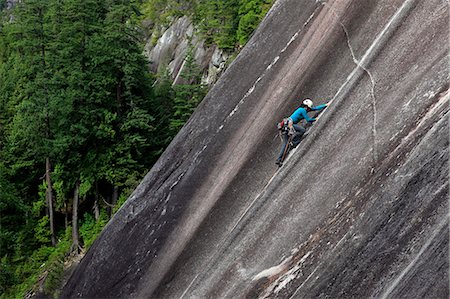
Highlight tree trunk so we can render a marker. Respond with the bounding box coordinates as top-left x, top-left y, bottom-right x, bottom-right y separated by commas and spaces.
93, 181, 100, 221
108, 186, 119, 218
93, 200, 100, 222
112, 186, 119, 206
64, 200, 69, 230
72, 181, 81, 253
45, 158, 56, 246
106, 194, 111, 218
